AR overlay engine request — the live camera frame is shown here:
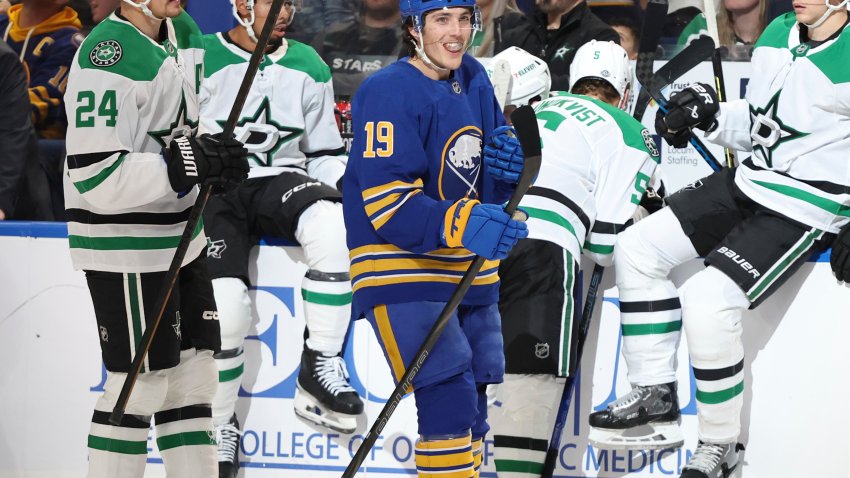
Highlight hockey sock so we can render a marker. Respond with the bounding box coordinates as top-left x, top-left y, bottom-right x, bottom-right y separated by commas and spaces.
302, 270, 352, 354
156, 349, 218, 477
415, 434, 474, 478
680, 266, 749, 443
212, 348, 244, 426
471, 437, 483, 478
